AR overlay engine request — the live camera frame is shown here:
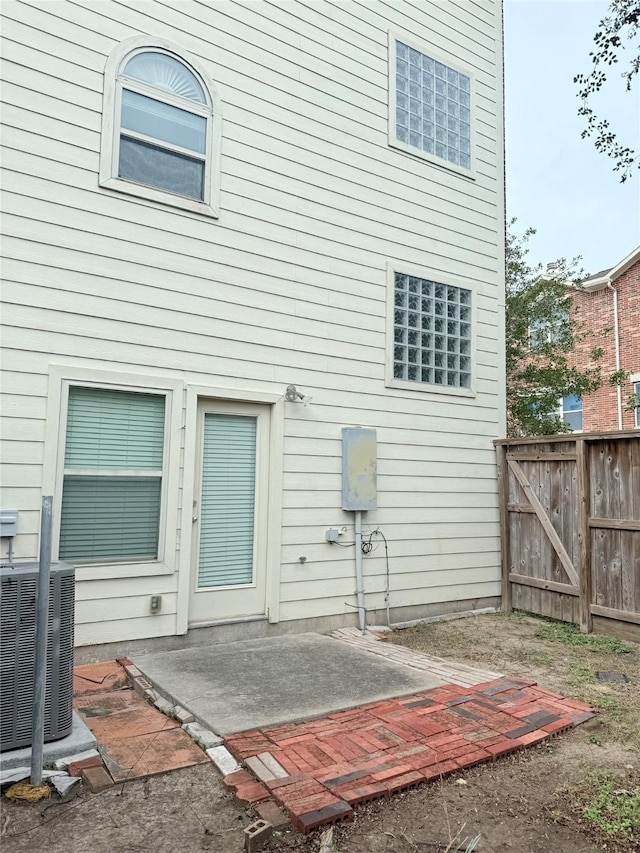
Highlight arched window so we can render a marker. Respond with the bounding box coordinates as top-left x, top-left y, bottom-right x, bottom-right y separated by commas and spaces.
100, 37, 221, 217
